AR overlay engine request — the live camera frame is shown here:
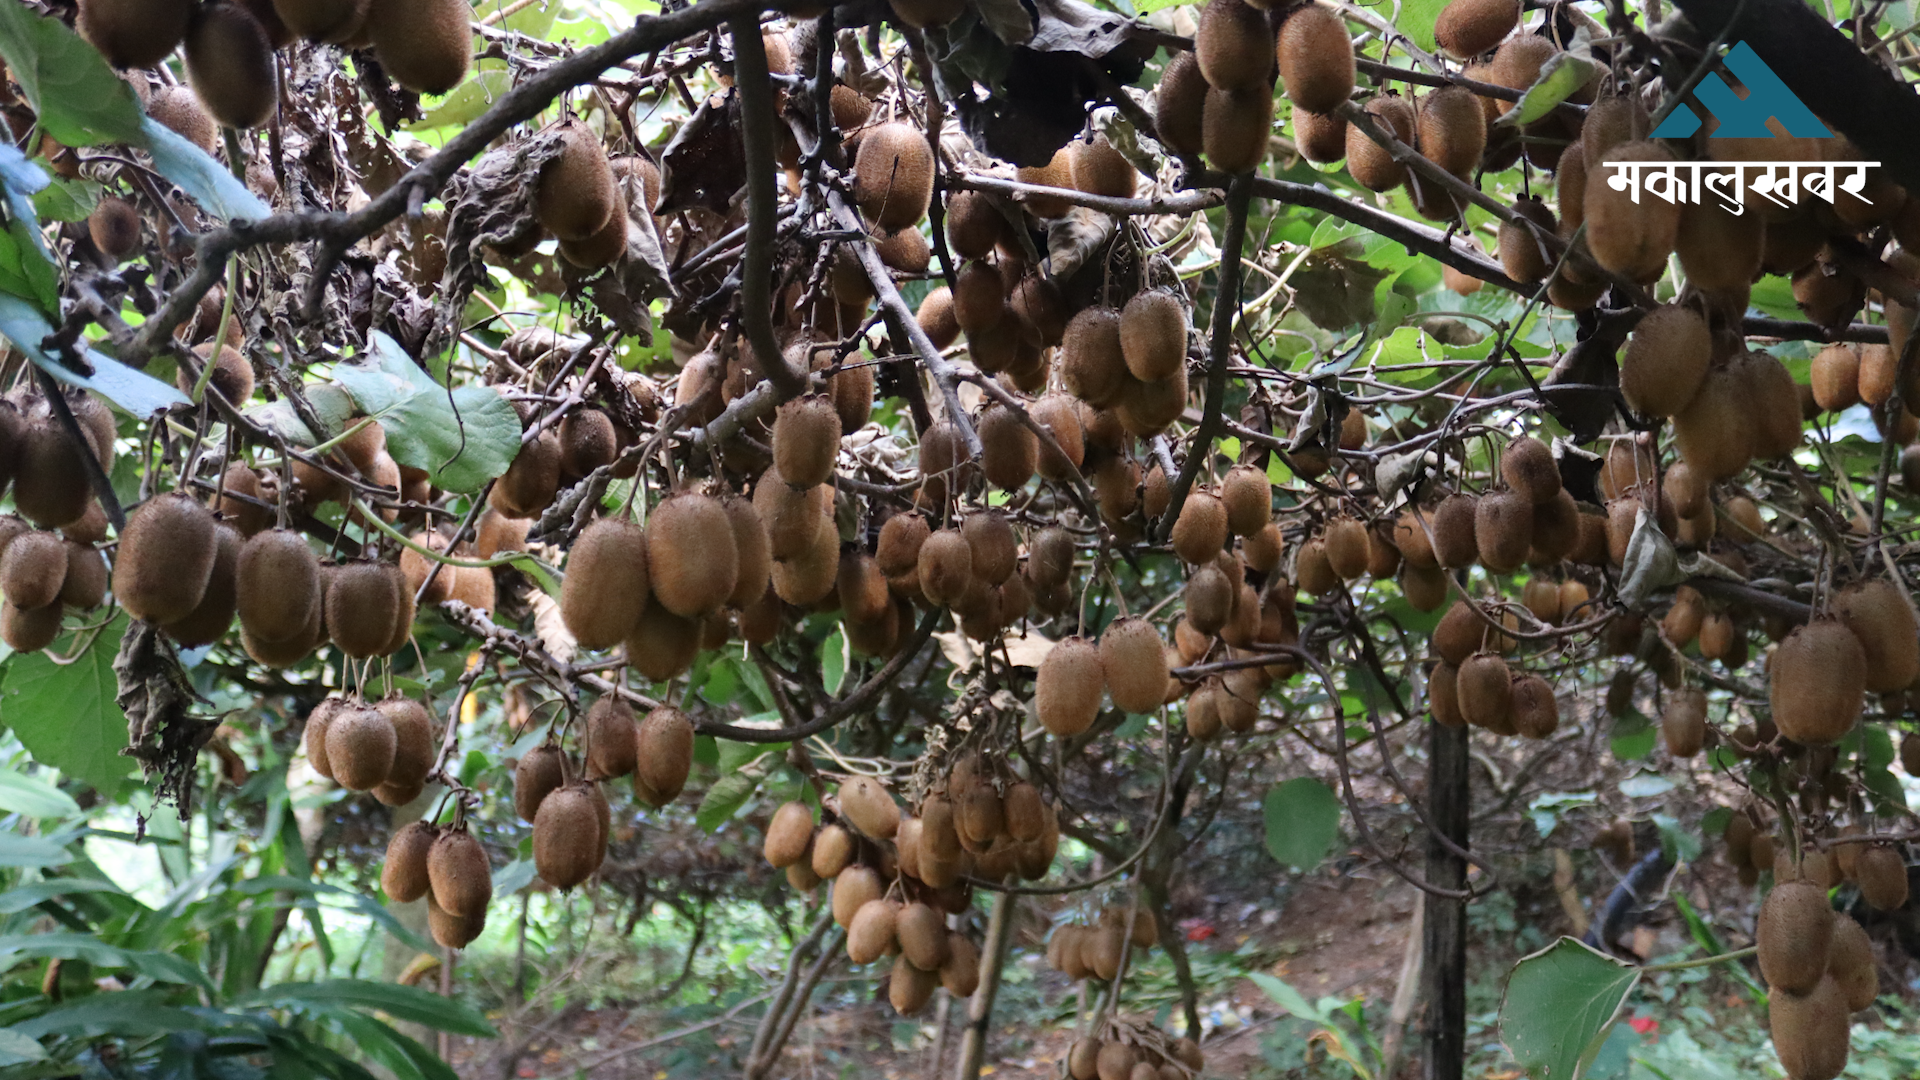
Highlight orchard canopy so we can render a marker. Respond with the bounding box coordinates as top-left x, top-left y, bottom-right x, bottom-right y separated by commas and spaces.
1, 0, 1919, 1078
